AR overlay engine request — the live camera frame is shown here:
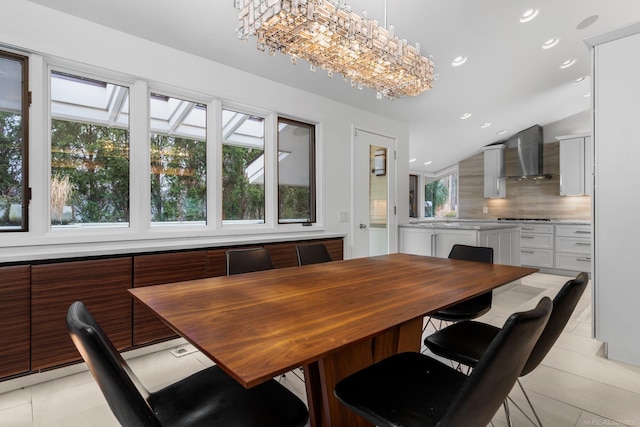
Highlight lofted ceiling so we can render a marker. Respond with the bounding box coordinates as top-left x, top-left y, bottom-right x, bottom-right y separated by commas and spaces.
25, 0, 640, 172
